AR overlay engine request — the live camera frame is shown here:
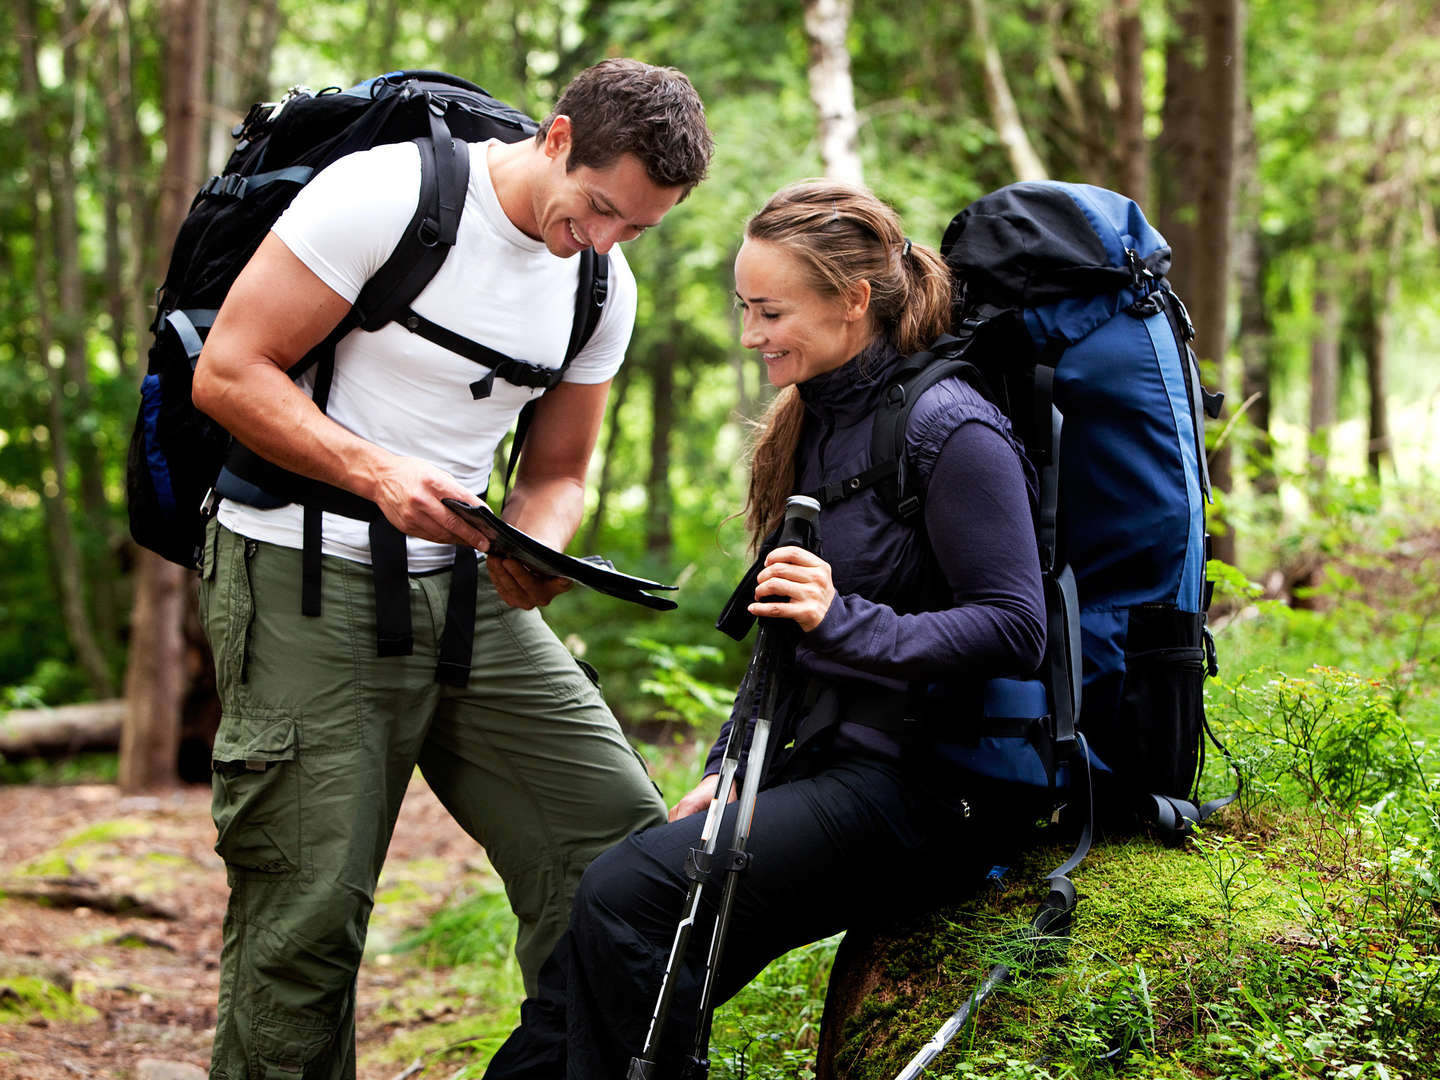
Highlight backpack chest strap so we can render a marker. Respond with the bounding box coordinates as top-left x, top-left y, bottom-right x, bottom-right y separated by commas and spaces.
396, 308, 566, 399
